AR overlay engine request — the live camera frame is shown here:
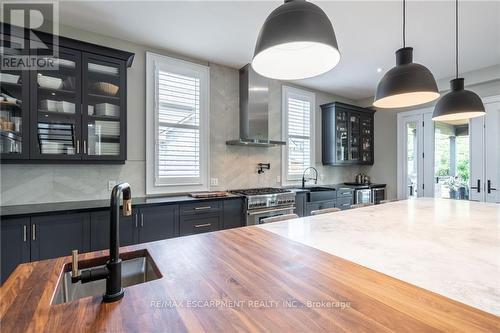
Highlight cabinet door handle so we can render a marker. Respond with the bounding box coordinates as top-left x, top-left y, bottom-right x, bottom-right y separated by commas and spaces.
32, 224, 36, 241
135, 214, 138, 228
194, 206, 211, 211
487, 180, 497, 194
23, 225, 27, 242
83, 140, 87, 154
194, 223, 211, 228
140, 213, 144, 227
471, 179, 481, 193
76, 140, 80, 154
